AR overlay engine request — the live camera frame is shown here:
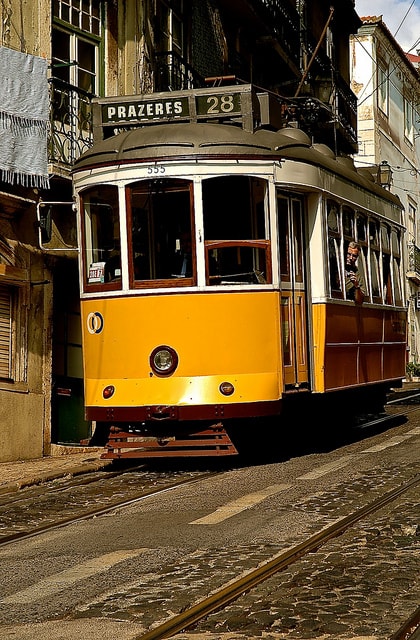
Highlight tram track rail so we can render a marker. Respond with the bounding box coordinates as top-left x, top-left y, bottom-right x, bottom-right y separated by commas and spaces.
0, 472, 215, 548
0, 464, 141, 506
387, 390, 420, 408
0, 405, 418, 638
134, 473, 420, 640
390, 606, 420, 640
0, 402, 417, 549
